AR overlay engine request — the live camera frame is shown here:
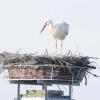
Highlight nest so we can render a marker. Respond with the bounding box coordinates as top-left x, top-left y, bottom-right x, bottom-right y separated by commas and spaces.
0, 52, 96, 83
